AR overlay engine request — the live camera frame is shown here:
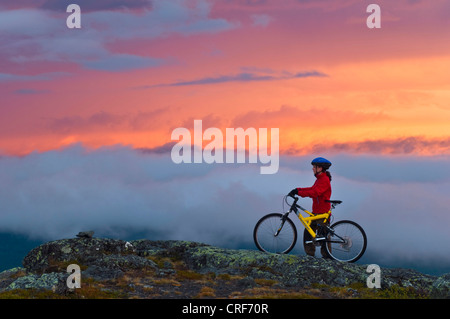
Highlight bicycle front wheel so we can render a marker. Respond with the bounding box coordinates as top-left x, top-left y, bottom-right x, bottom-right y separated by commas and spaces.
253, 213, 297, 254
325, 220, 367, 263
